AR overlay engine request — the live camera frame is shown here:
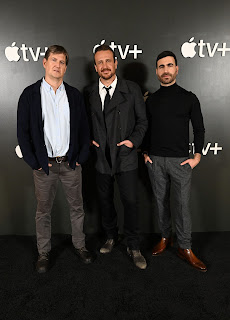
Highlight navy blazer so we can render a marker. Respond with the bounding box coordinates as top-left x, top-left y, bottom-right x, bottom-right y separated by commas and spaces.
17, 79, 90, 175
